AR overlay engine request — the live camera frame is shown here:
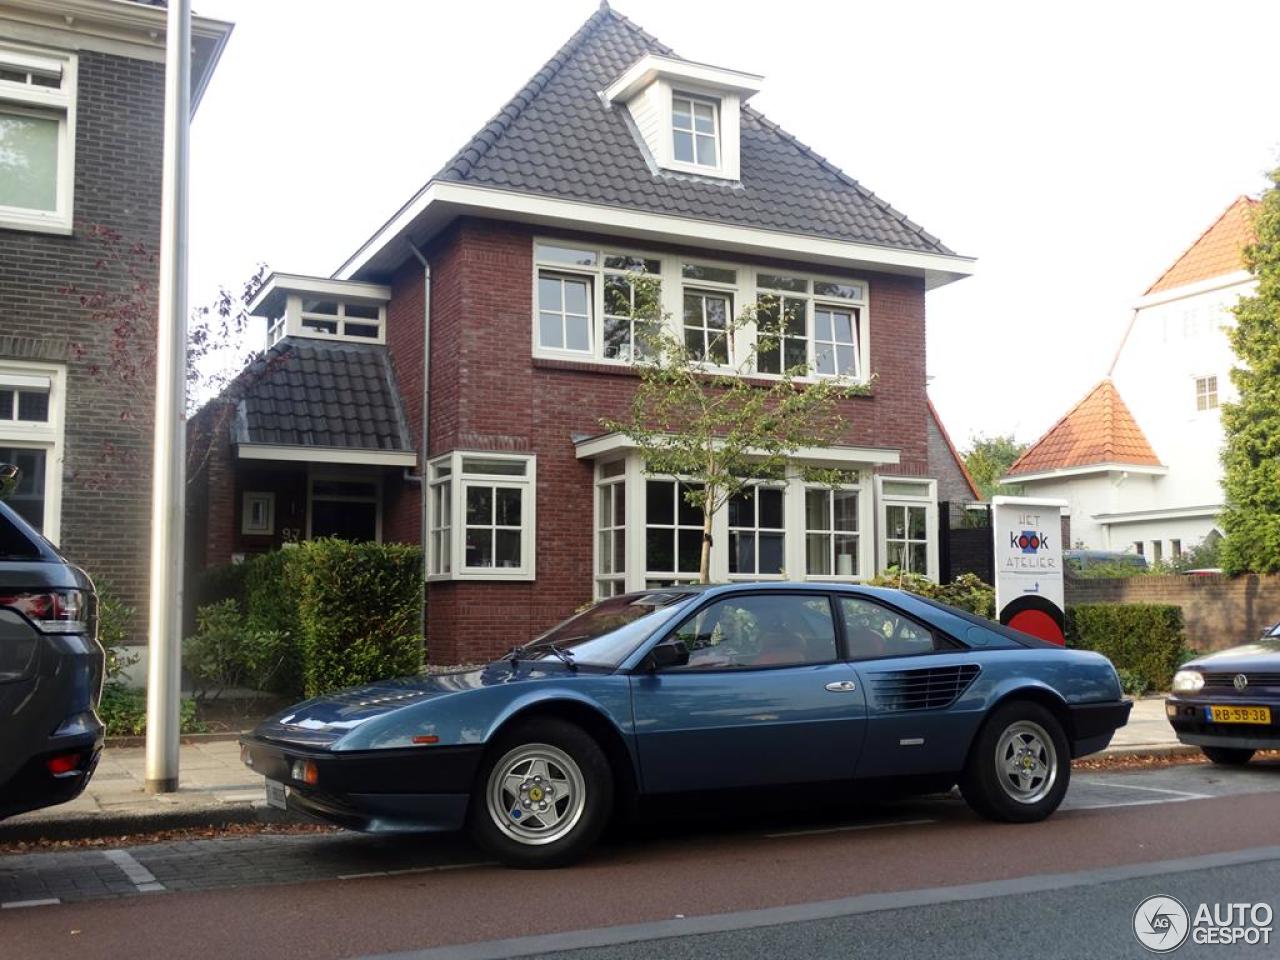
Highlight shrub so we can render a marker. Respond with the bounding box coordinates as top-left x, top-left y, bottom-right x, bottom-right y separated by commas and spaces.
292, 539, 424, 697
866, 570, 996, 618
94, 580, 138, 684
242, 549, 304, 697
1066, 604, 1186, 692
99, 684, 203, 737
